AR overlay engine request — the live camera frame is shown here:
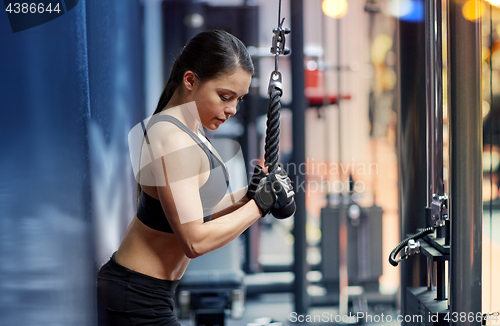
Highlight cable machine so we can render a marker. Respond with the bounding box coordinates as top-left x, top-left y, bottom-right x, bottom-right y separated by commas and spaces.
390, 0, 482, 324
